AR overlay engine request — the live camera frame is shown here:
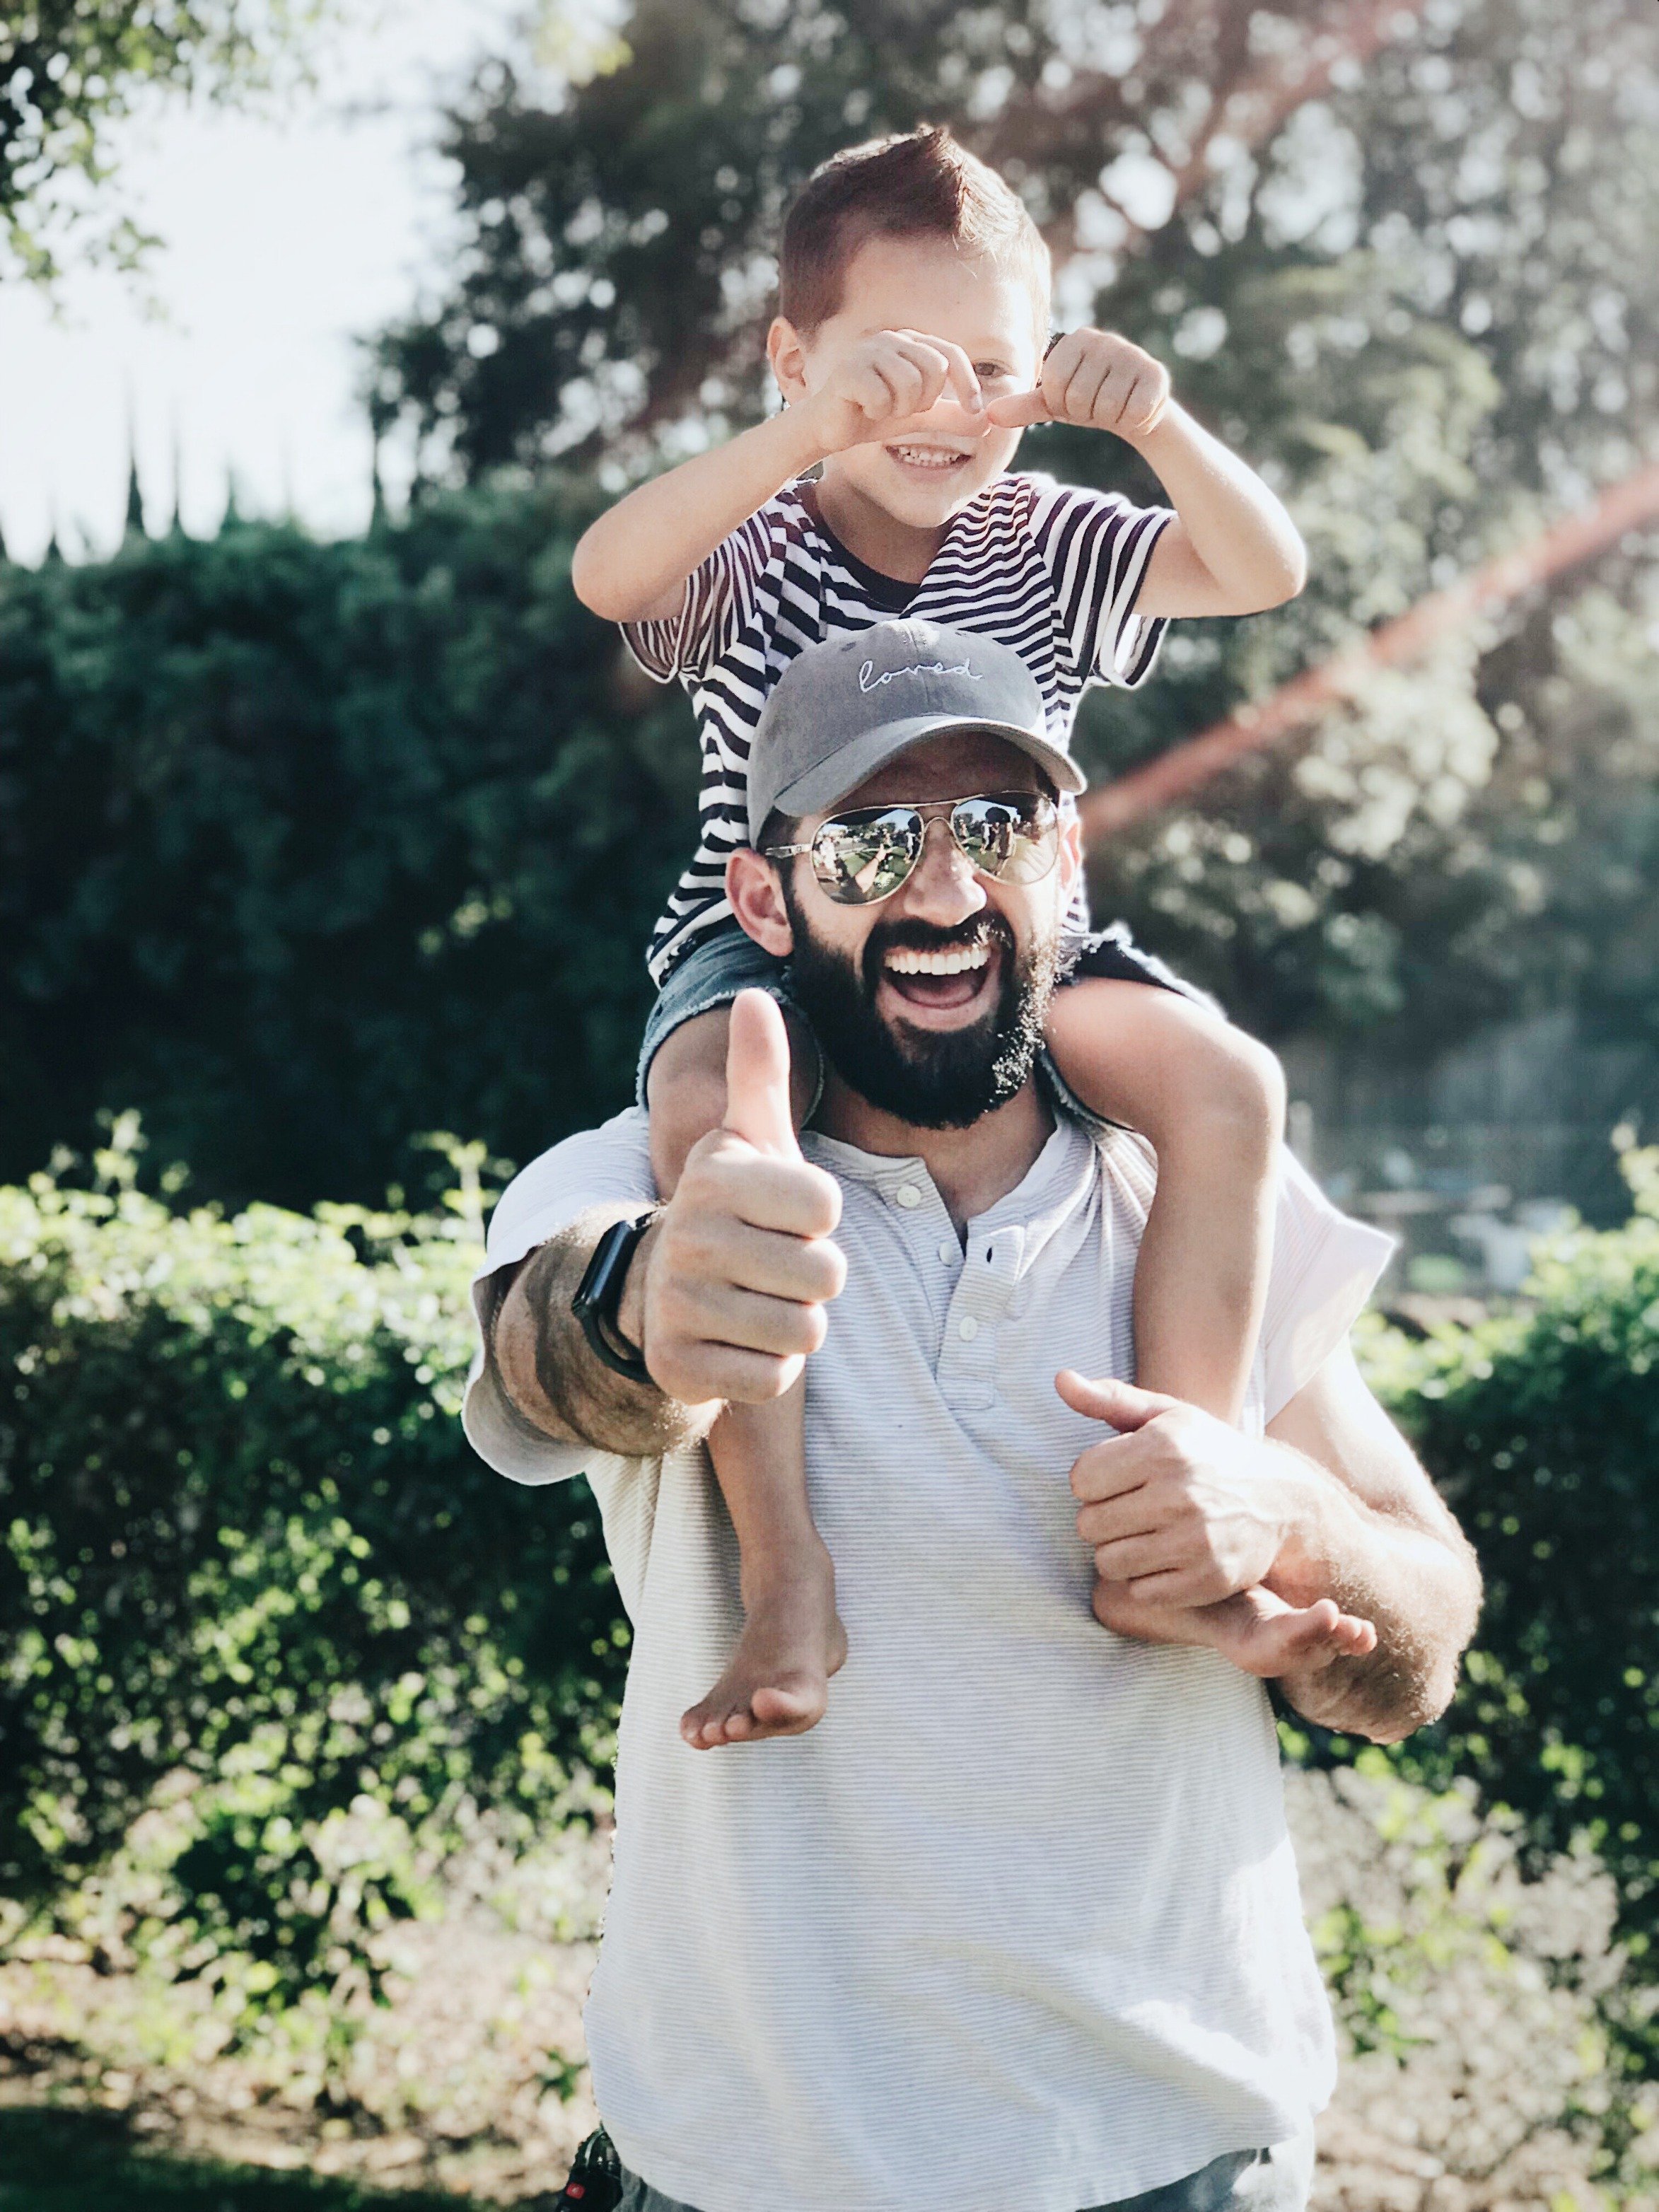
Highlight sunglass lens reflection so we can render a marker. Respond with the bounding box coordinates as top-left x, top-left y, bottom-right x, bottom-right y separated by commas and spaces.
813, 811, 921, 903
